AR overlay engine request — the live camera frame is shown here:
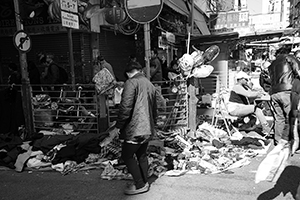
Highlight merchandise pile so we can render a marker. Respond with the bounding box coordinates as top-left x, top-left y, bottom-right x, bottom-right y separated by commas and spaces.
0, 121, 270, 180
99, 122, 270, 180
